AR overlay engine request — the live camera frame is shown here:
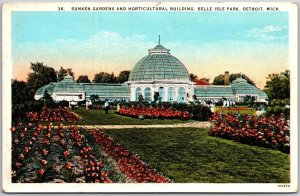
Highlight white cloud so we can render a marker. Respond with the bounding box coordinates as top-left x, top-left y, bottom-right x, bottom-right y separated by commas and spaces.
13, 31, 155, 80
244, 25, 287, 41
